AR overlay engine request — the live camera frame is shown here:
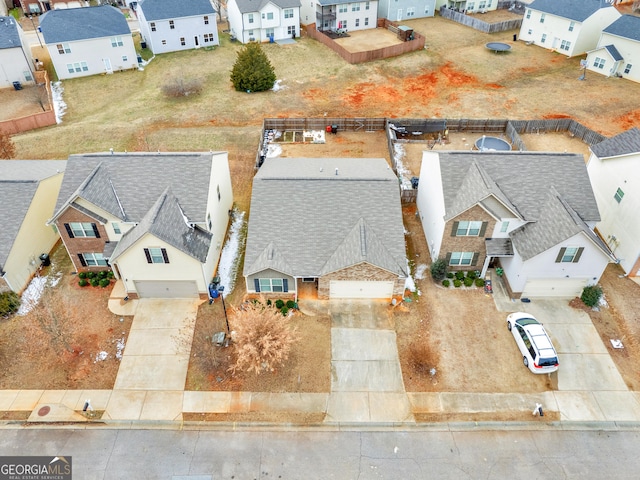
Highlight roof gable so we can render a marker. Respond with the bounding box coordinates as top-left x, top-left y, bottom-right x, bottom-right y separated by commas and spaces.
138, 0, 216, 20
527, 0, 613, 22
590, 128, 640, 159
234, 0, 300, 13
0, 16, 21, 50
603, 14, 640, 42
40, 5, 131, 44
